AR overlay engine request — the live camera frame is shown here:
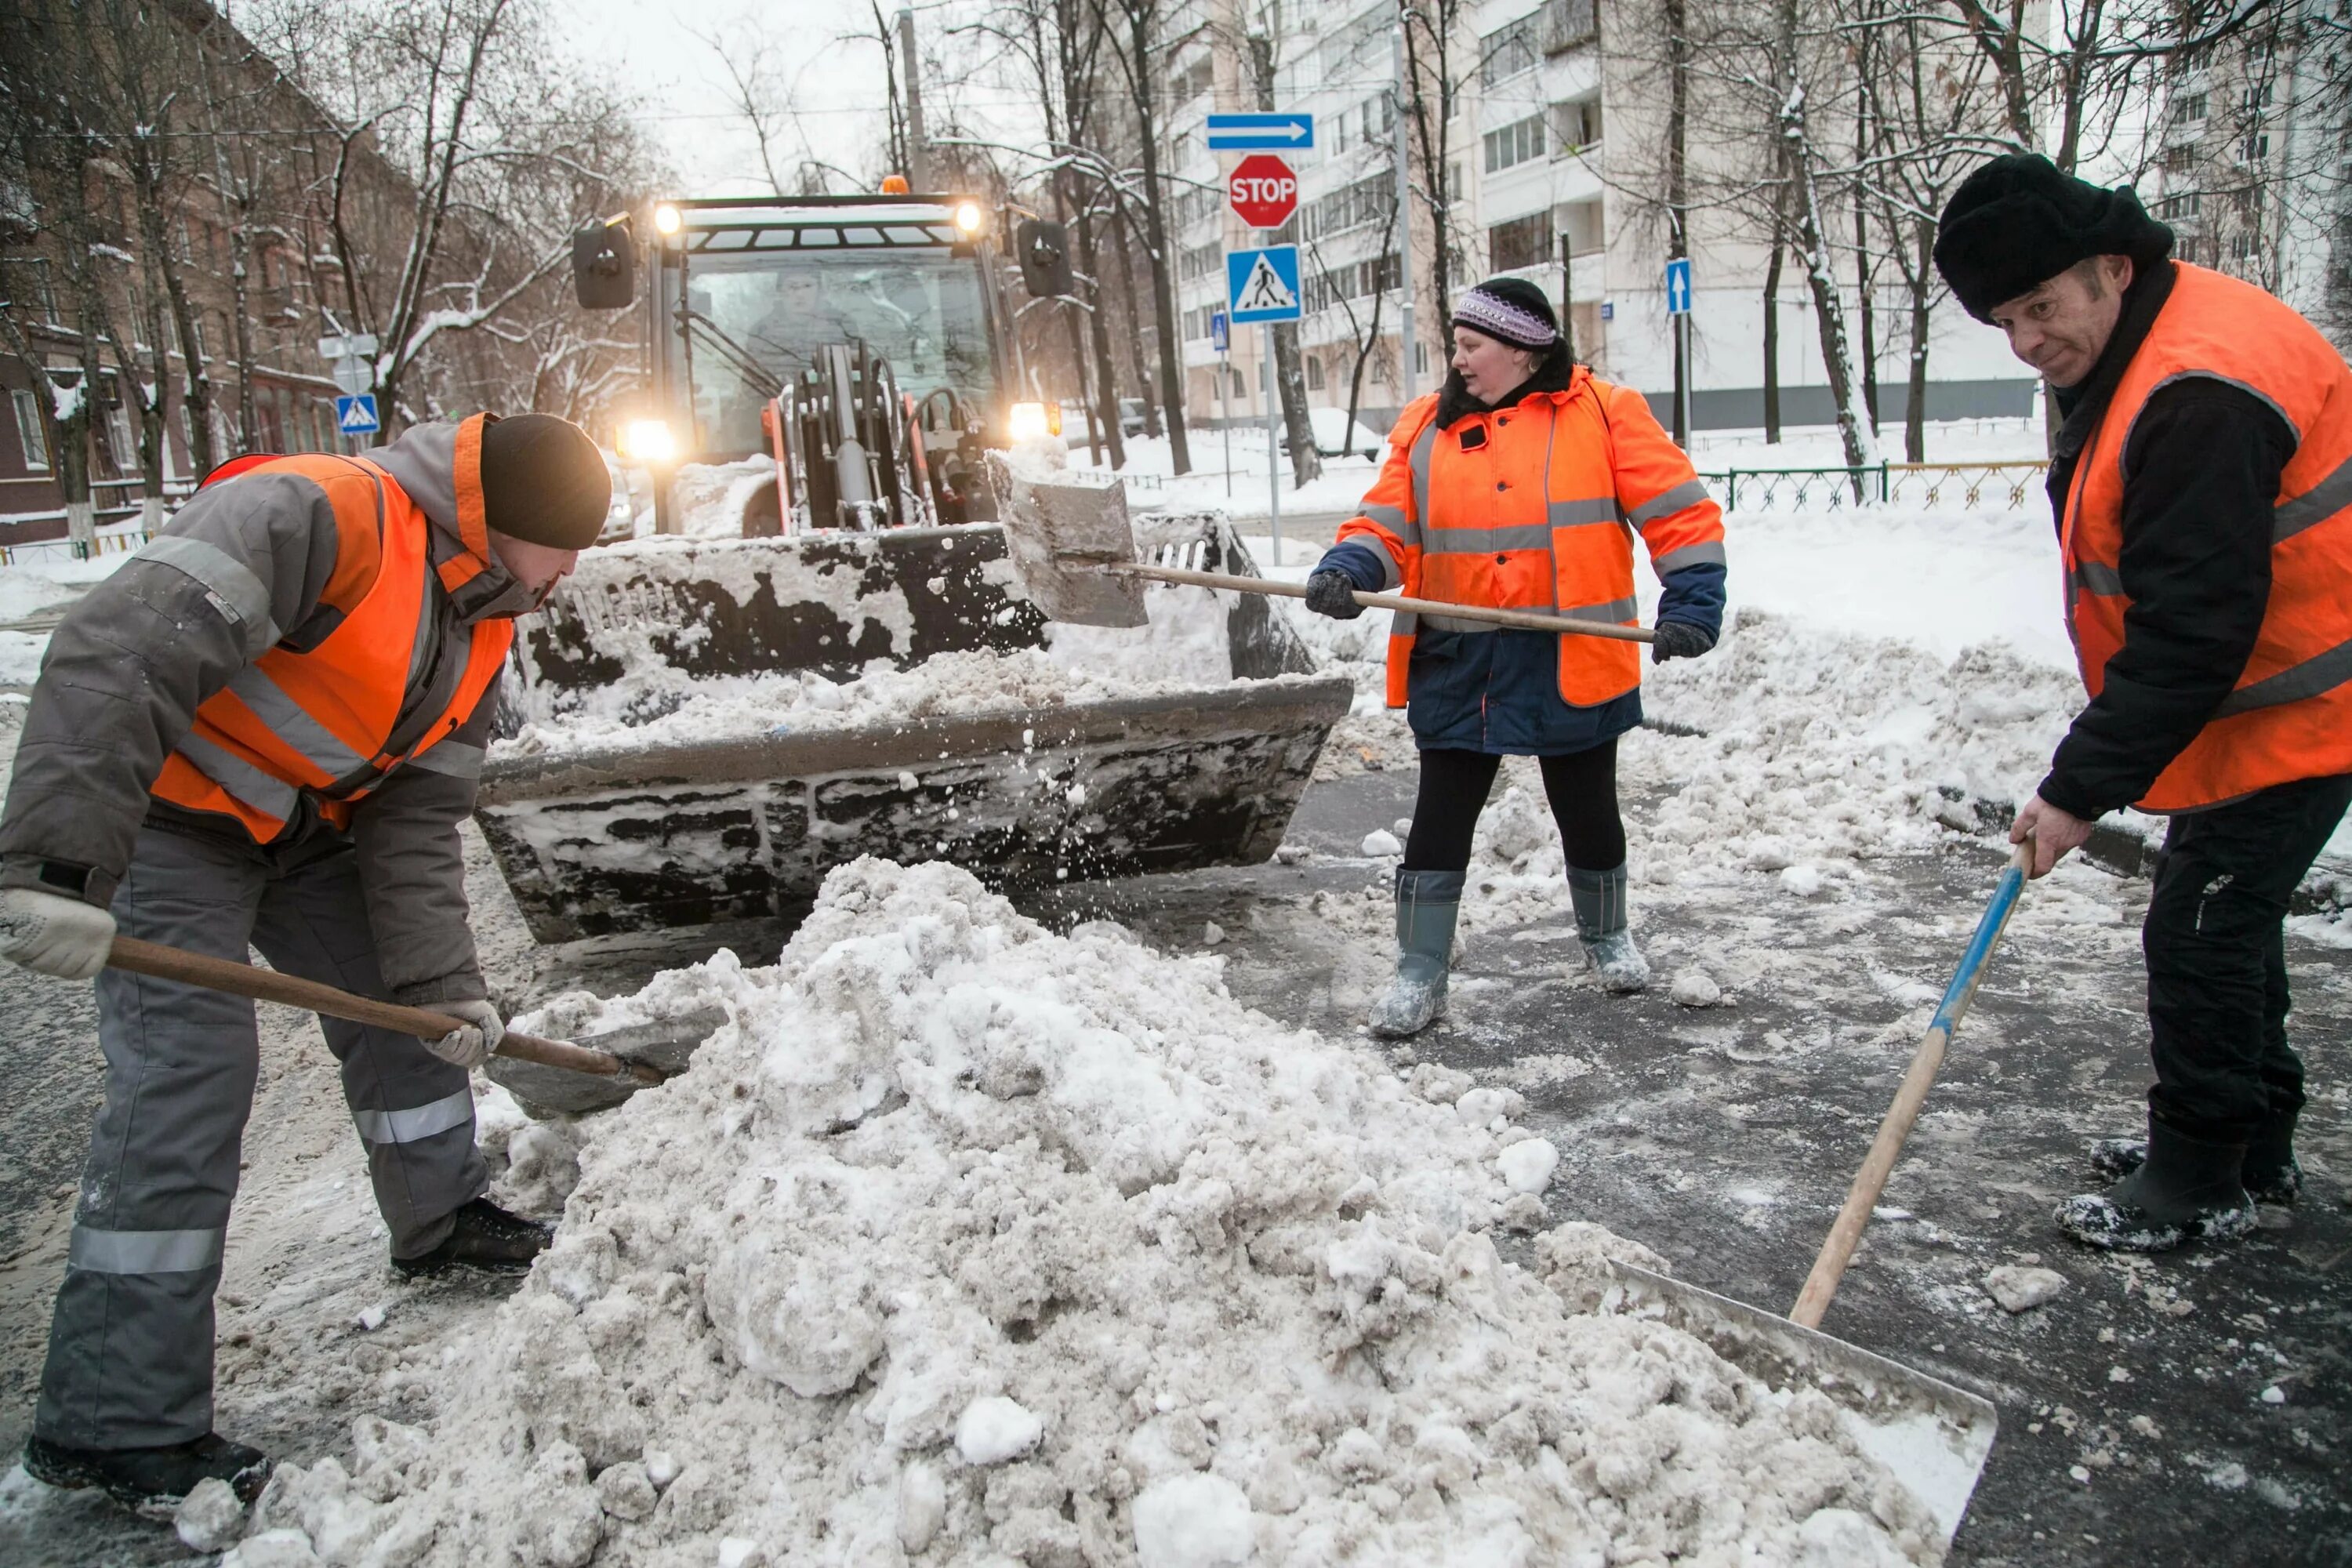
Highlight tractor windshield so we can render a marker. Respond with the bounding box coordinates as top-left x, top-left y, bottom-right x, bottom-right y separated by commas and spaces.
681, 249, 997, 456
